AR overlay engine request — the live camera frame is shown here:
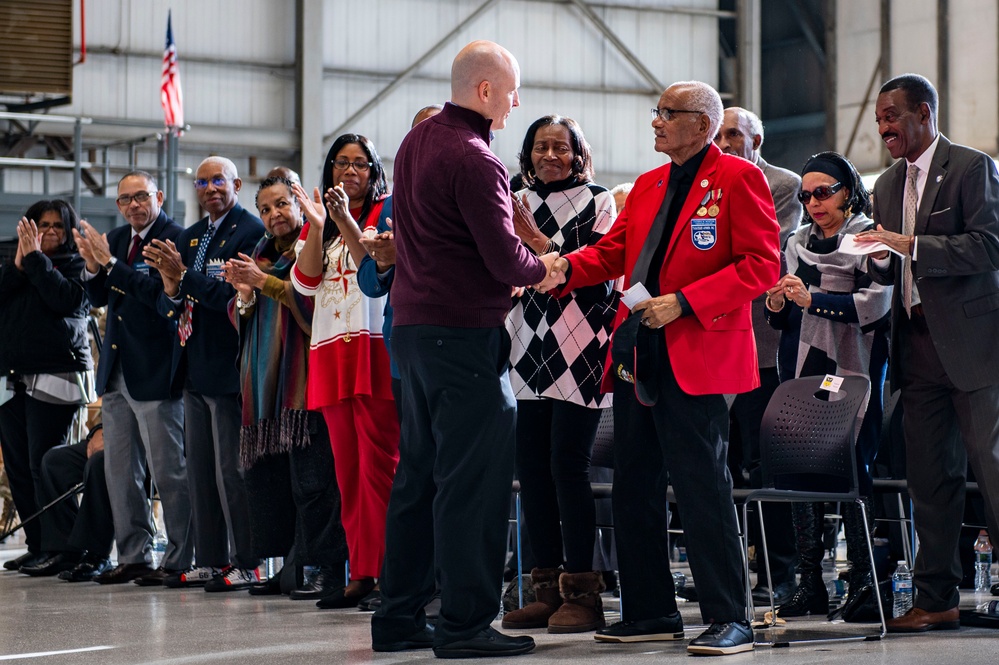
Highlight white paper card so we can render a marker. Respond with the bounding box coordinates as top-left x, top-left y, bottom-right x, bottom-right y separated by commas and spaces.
820, 374, 845, 393
839, 233, 905, 258
622, 282, 653, 310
